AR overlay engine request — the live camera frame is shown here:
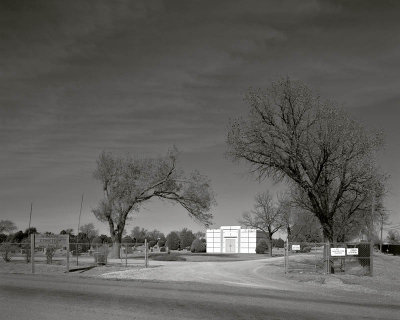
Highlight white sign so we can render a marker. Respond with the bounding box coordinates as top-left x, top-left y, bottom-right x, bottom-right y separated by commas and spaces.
346, 248, 359, 255
292, 244, 300, 251
330, 247, 346, 257
35, 234, 69, 248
